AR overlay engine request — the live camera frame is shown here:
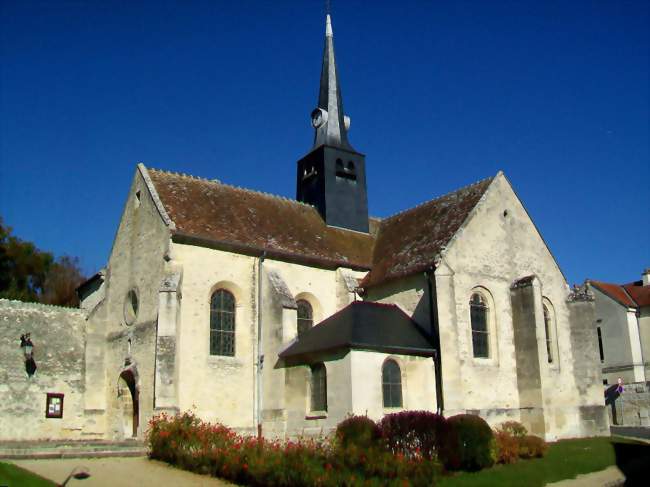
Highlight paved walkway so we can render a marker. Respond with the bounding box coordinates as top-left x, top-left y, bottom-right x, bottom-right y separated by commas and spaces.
9, 457, 232, 487
545, 466, 625, 487
9, 456, 632, 487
